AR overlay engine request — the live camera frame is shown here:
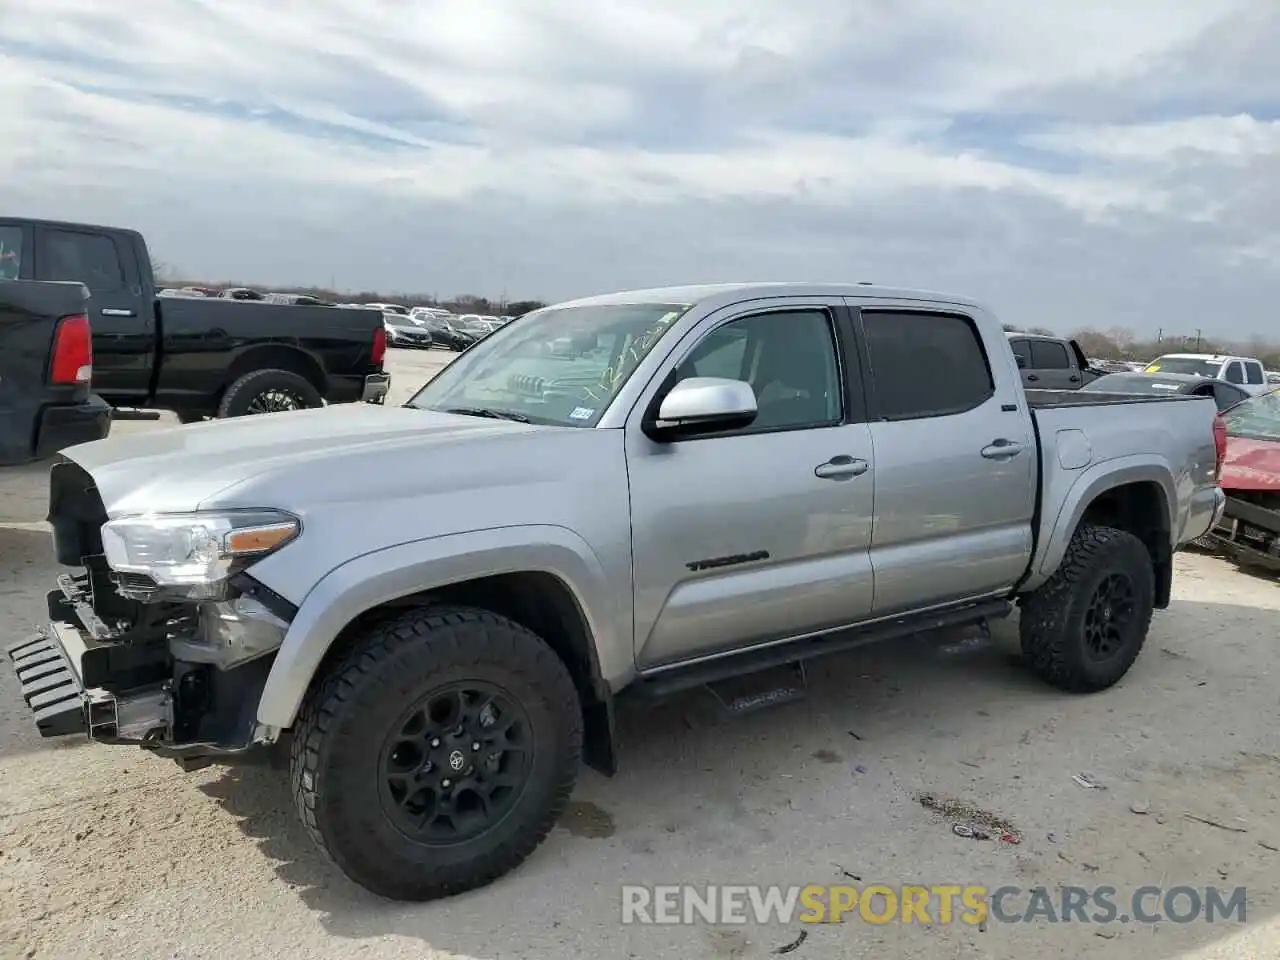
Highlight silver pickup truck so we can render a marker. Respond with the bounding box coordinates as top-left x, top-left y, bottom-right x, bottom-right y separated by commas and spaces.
7, 283, 1225, 901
